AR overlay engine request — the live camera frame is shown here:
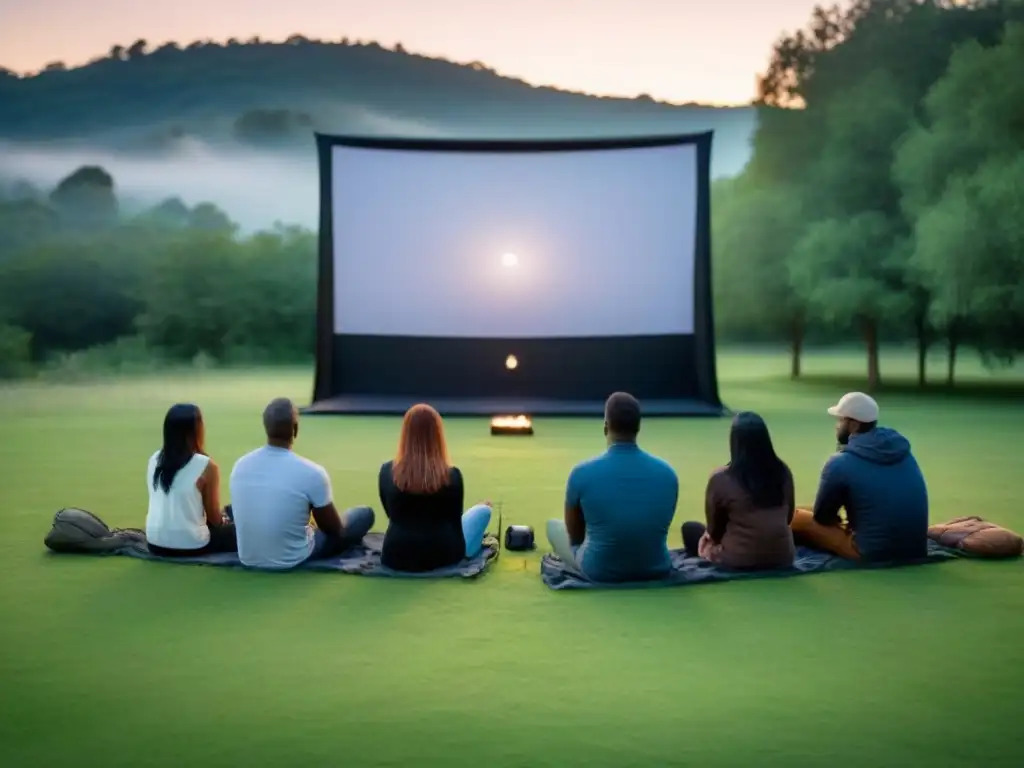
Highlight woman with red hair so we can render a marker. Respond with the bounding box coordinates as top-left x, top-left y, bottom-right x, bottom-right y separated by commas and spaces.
378, 404, 492, 572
